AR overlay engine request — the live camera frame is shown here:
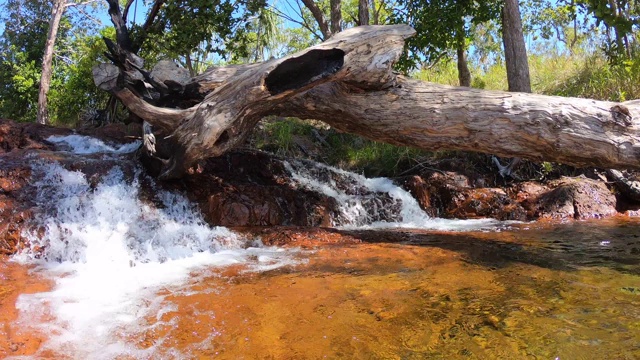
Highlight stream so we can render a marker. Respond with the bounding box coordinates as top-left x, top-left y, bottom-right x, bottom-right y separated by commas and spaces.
1, 135, 639, 359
